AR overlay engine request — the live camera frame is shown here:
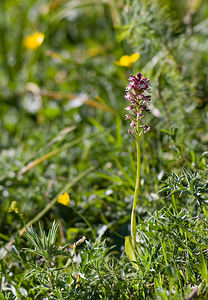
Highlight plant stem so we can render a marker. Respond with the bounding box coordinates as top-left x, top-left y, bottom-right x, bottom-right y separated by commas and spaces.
131, 135, 140, 249
48, 261, 55, 290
